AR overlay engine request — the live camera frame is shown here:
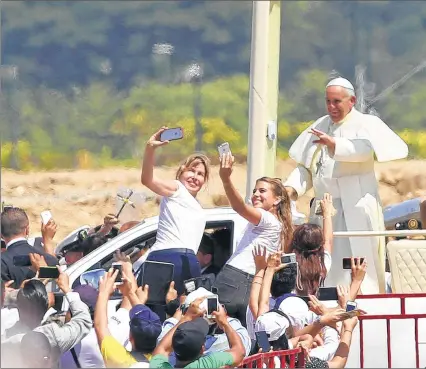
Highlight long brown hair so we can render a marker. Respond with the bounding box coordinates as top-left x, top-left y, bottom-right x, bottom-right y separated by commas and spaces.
256, 177, 293, 252
290, 223, 327, 296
